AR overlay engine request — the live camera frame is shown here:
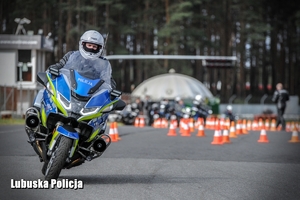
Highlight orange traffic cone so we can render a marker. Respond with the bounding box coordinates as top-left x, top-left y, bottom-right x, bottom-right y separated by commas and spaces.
220, 118, 225, 130
288, 126, 300, 143
211, 117, 216, 129
113, 122, 121, 141
134, 117, 140, 127
257, 126, 269, 143
205, 117, 211, 129
139, 117, 145, 128
242, 119, 248, 134
196, 118, 206, 137
270, 119, 276, 131
290, 122, 298, 132
153, 118, 161, 128
247, 120, 252, 131
258, 118, 264, 131
167, 123, 177, 136
222, 130, 231, 144
171, 119, 178, 128
181, 119, 191, 137
161, 118, 168, 128
252, 119, 258, 131
236, 120, 243, 135
109, 123, 118, 142
226, 119, 231, 130
265, 119, 270, 131
211, 119, 223, 145
229, 121, 237, 138
189, 118, 195, 132
179, 118, 184, 134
